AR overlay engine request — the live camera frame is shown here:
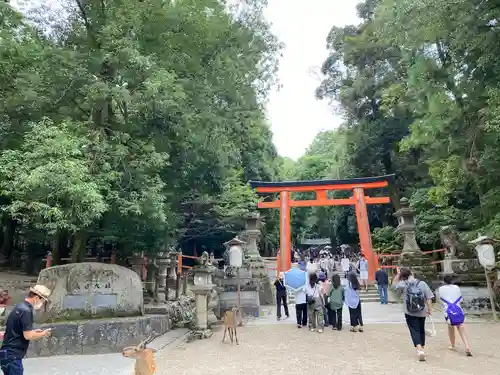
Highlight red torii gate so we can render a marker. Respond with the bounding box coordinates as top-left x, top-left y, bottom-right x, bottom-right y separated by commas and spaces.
249, 175, 394, 281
